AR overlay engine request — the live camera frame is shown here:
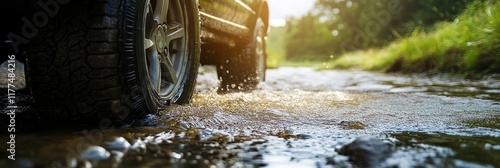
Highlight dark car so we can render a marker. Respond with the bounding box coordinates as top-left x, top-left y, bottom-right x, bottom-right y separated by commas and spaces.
1, 0, 269, 123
